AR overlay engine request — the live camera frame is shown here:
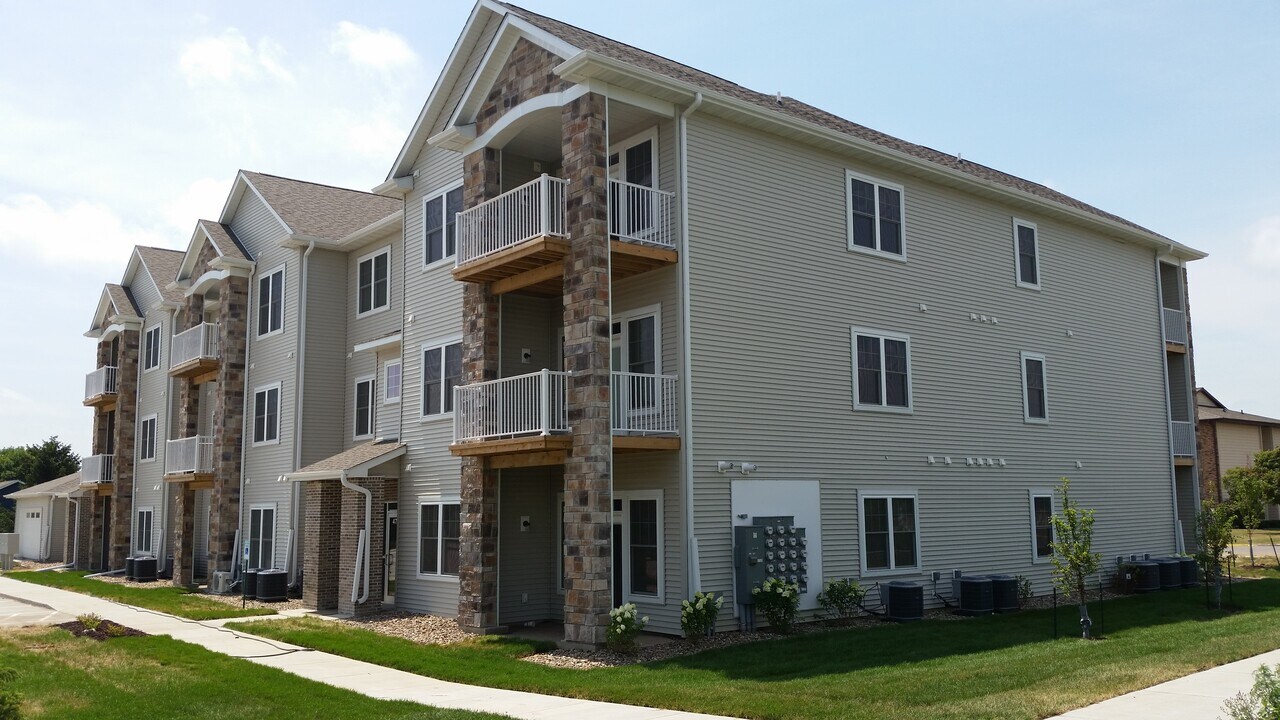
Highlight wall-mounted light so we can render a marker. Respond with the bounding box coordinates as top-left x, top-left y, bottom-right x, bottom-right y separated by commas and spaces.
739, 462, 758, 475
716, 461, 734, 474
